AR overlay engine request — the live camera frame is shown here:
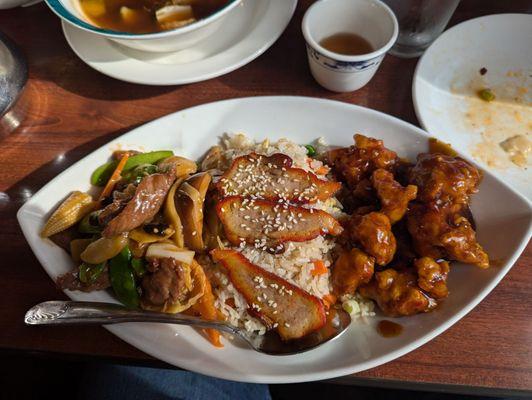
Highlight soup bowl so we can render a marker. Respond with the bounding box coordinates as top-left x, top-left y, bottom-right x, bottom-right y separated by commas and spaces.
45, 0, 242, 53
